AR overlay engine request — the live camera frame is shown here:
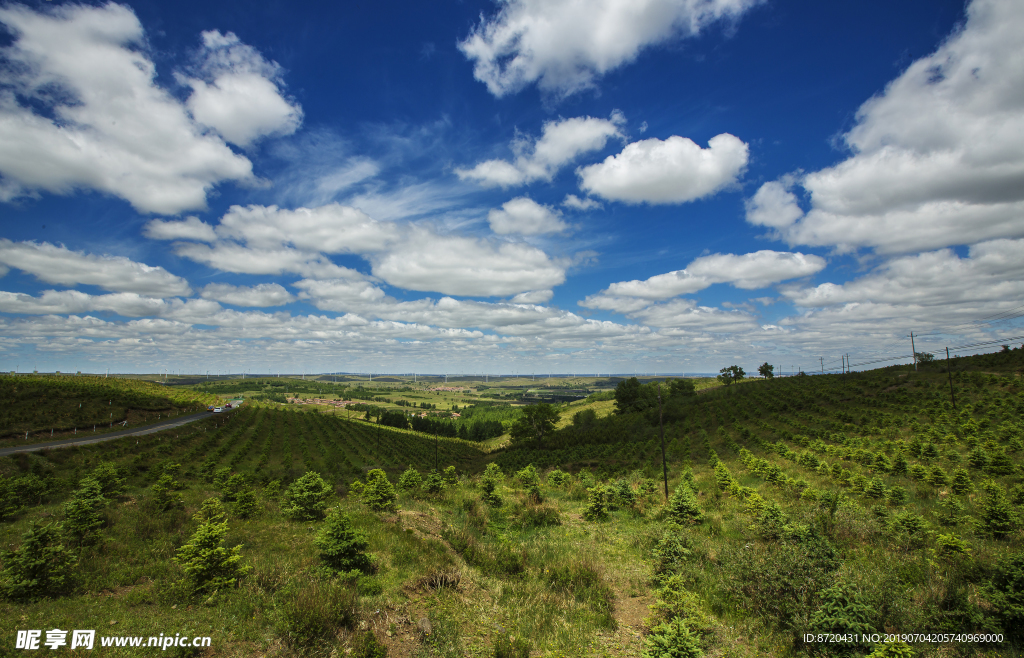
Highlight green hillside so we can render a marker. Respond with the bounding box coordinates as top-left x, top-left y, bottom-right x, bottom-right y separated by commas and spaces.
0, 353, 1021, 657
